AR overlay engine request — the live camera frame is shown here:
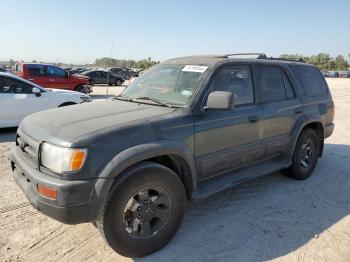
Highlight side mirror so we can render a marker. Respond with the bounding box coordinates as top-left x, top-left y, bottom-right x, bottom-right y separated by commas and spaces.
204, 91, 234, 110
65, 71, 70, 78
32, 87, 41, 97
